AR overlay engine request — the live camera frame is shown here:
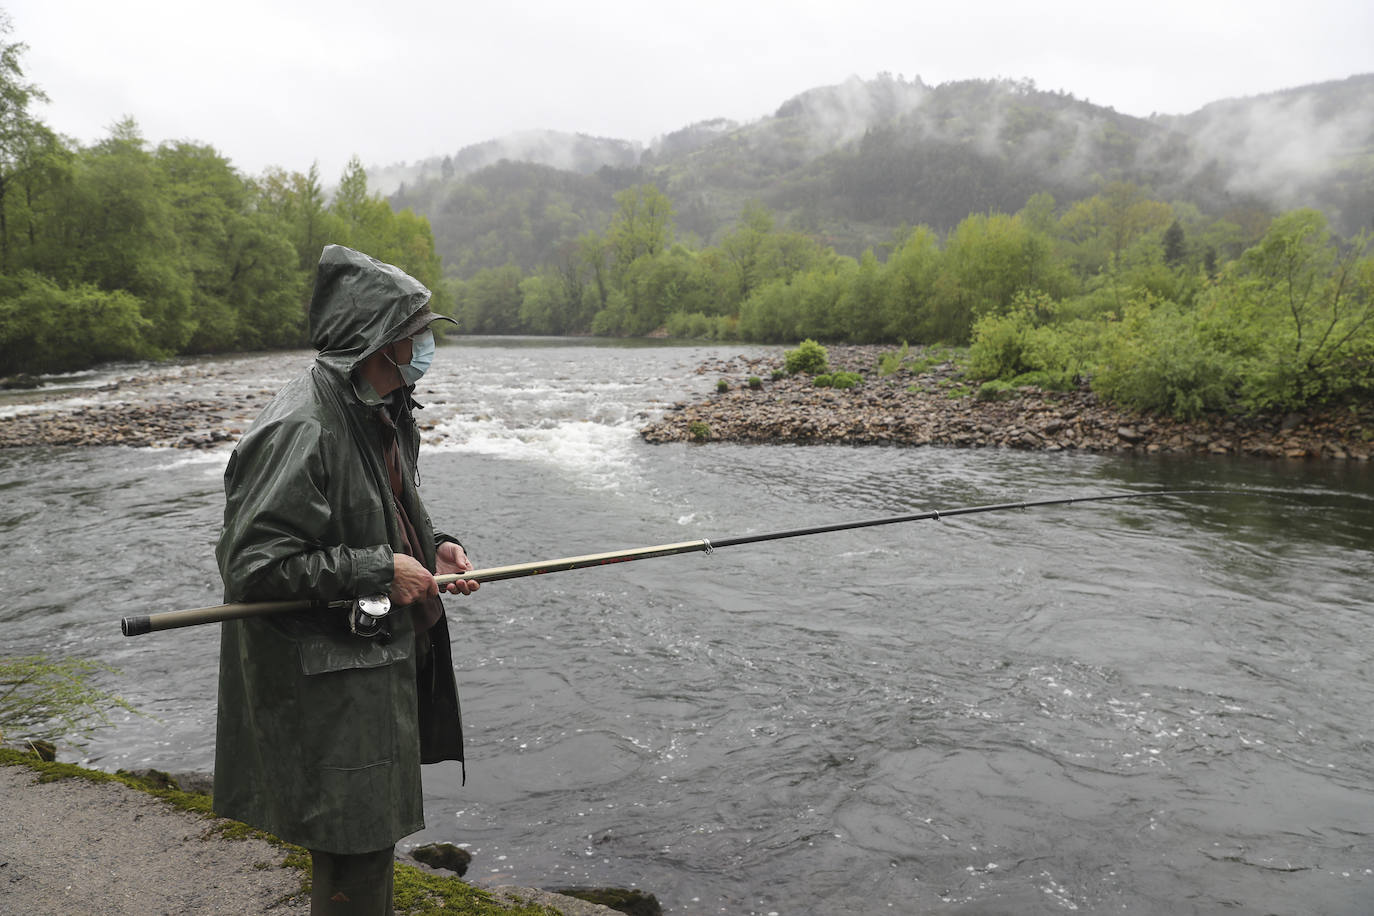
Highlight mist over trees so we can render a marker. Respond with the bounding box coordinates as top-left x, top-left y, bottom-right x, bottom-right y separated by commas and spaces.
2, 12, 1370, 419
